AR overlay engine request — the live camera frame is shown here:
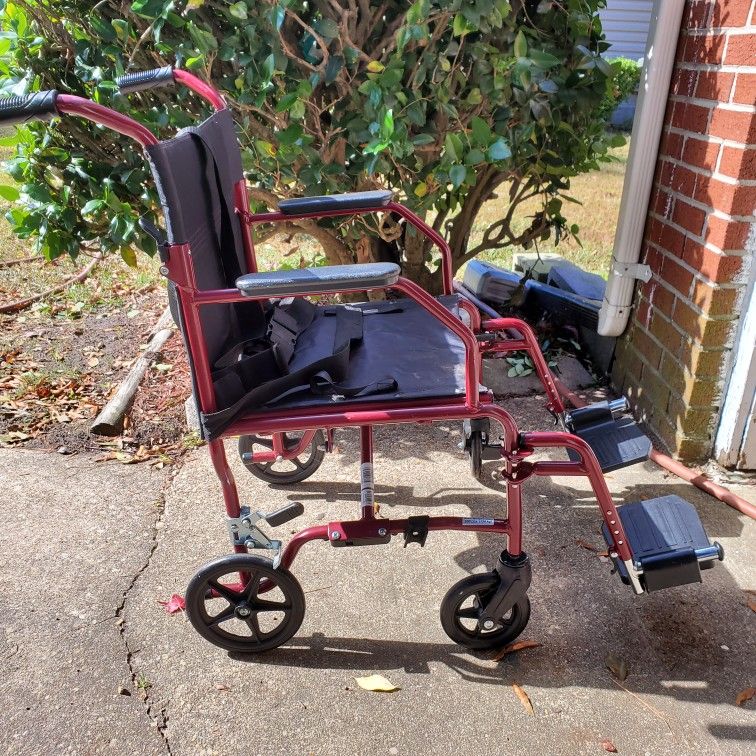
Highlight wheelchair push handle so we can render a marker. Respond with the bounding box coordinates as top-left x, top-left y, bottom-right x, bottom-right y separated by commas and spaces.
0, 90, 58, 125
116, 66, 175, 94
117, 66, 225, 110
